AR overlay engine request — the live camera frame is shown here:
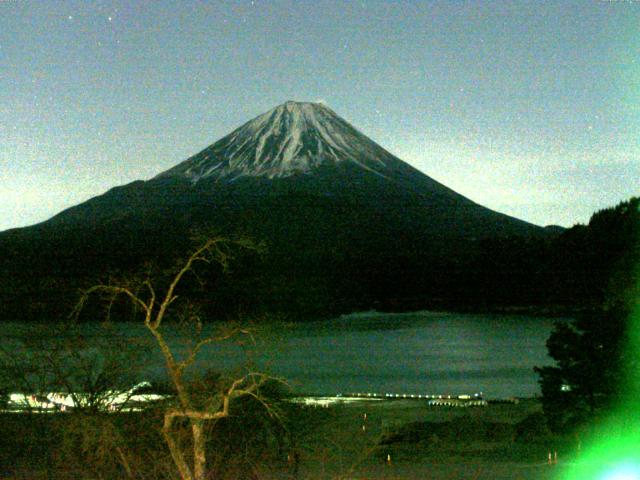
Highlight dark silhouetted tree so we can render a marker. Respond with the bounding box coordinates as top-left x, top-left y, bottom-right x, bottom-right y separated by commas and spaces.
535, 307, 633, 433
